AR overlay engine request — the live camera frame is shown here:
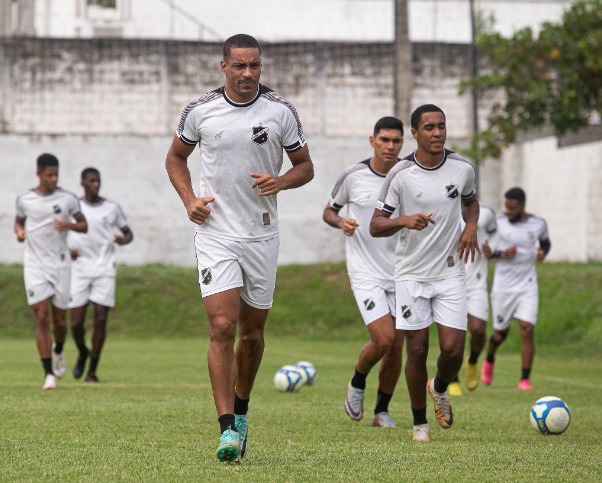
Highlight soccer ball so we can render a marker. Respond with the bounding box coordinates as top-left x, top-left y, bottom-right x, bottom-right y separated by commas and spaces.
295, 361, 317, 386
274, 365, 304, 393
530, 396, 571, 435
